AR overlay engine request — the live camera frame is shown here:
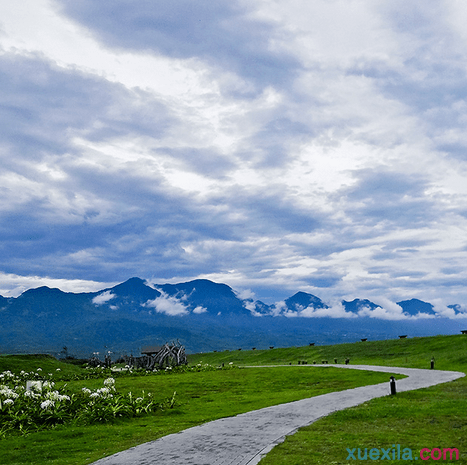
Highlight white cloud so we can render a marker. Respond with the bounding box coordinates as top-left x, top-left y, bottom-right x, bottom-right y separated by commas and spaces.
242, 300, 256, 312
356, 298, 407, 320
144, 291, 190, 316
271, 301, 287, 317
300, 302, 357, 319
283, 310, 299, 318
235, 288, 256, 300
92, 290, 116, 305
193, 305, 208, 314
0, 272, 117, 298
431, 302, 467, 320
0, 0, 209, 99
